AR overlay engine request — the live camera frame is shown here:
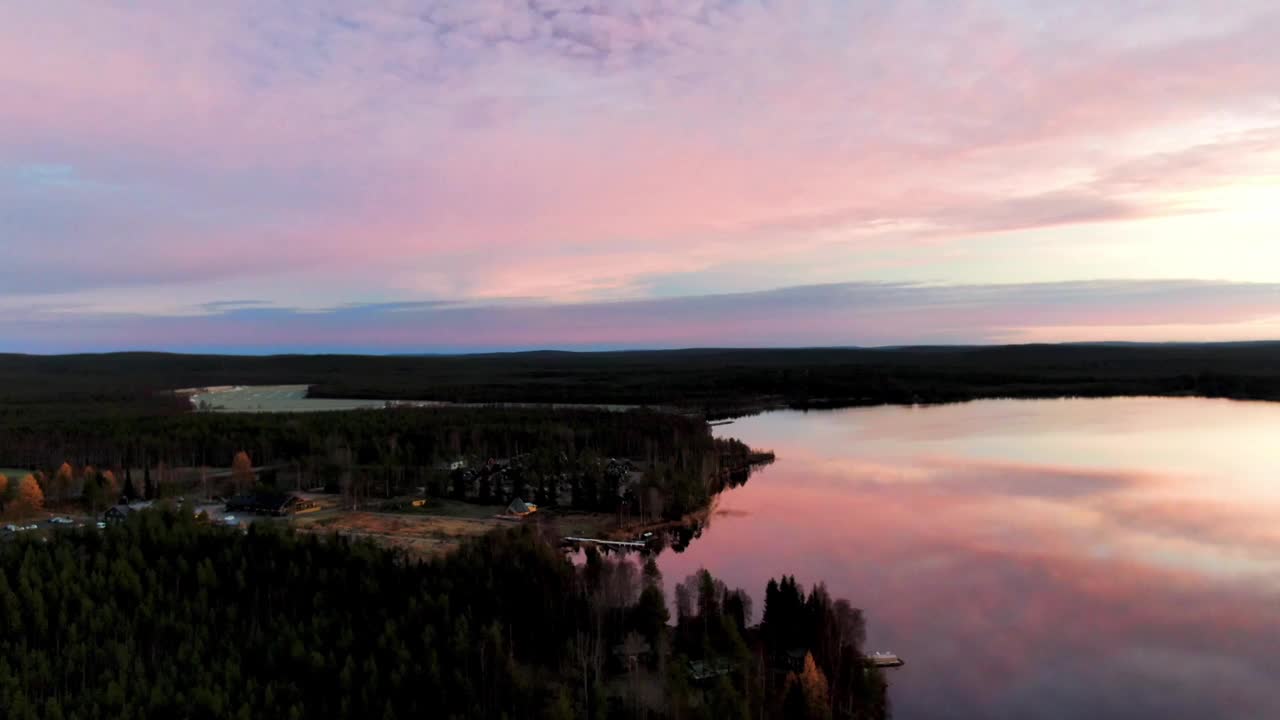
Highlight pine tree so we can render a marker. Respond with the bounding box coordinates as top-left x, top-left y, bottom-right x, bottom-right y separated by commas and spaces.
82, 470, 104, 515
122, 469, 138, 503
633, 585, 669, 645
